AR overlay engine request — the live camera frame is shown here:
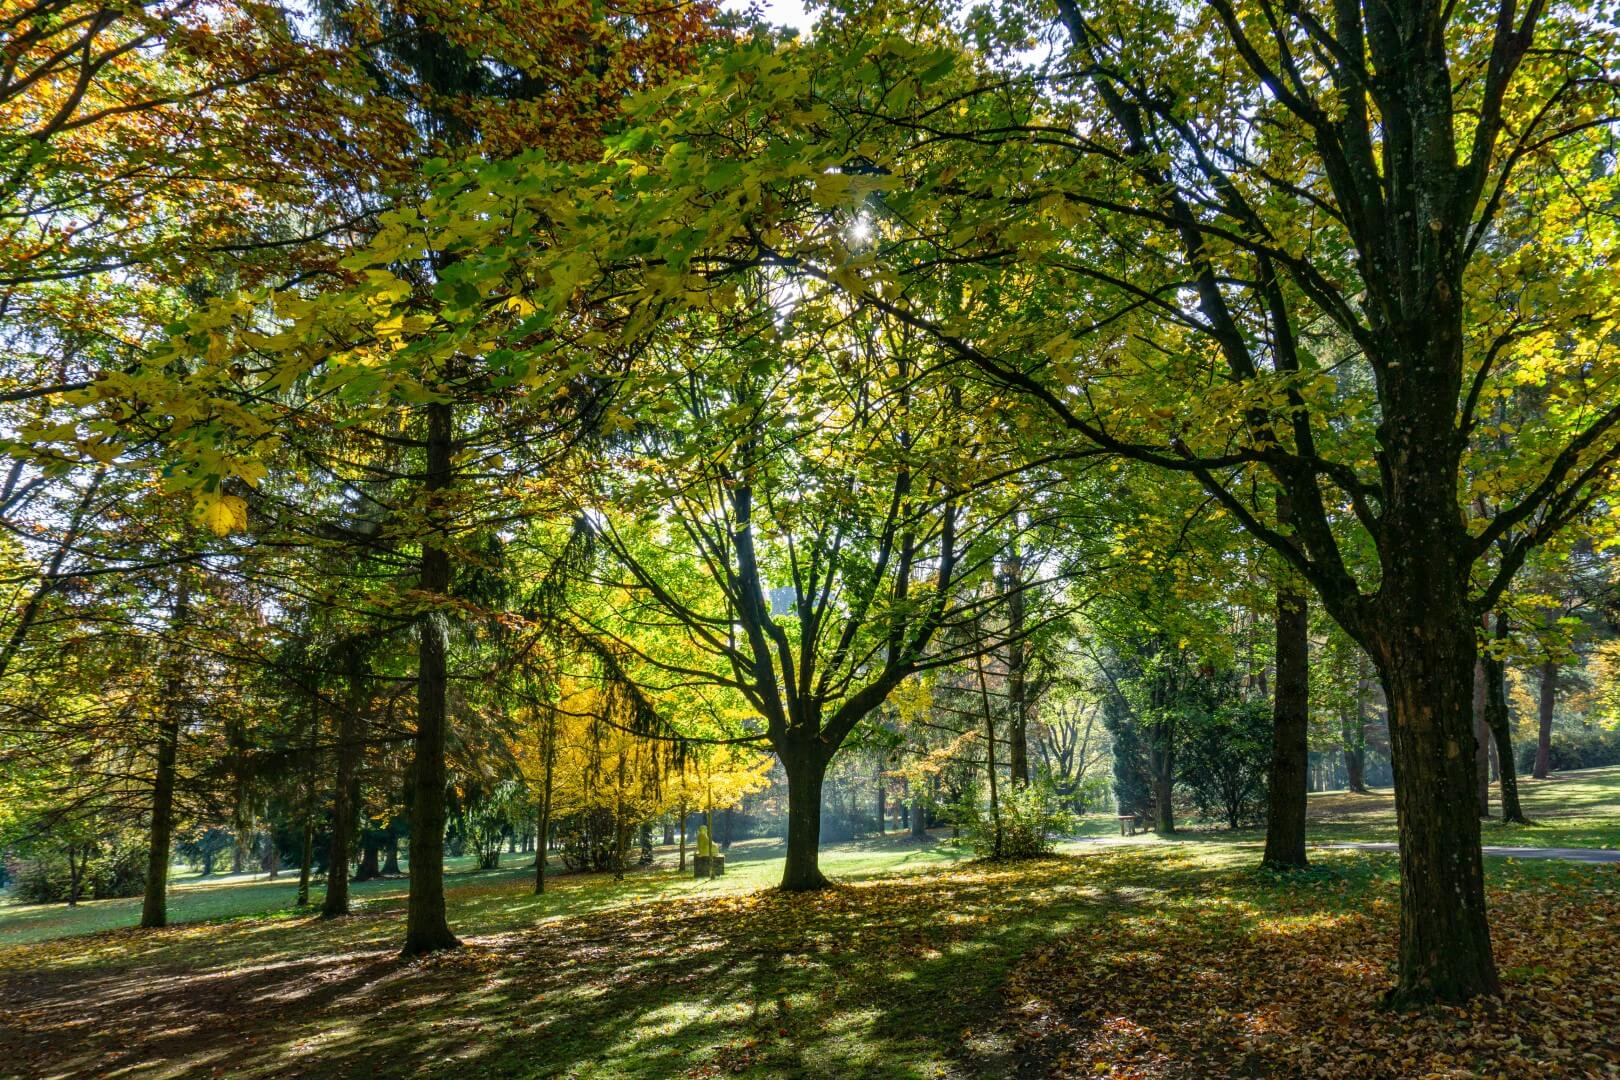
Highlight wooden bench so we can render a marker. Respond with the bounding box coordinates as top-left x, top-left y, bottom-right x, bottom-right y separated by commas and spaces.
1117, 815, 1140, 837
